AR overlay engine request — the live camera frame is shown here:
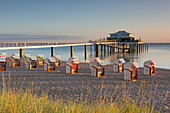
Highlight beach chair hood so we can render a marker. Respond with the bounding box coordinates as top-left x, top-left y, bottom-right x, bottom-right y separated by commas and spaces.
92, 60, 106, 67
113, 58, 126, 64
90, 57, 101, 63
71, 59, 79, 65
125, 62, 139, 70
26, 56, 36, 61
47, 58, 56, 63
97, 61, 105, 66
66, 57, 79, 65
37, 55, 44, 59
144, 60, 156, 66
0, 54, 6, 61
0, 55, 7, 58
